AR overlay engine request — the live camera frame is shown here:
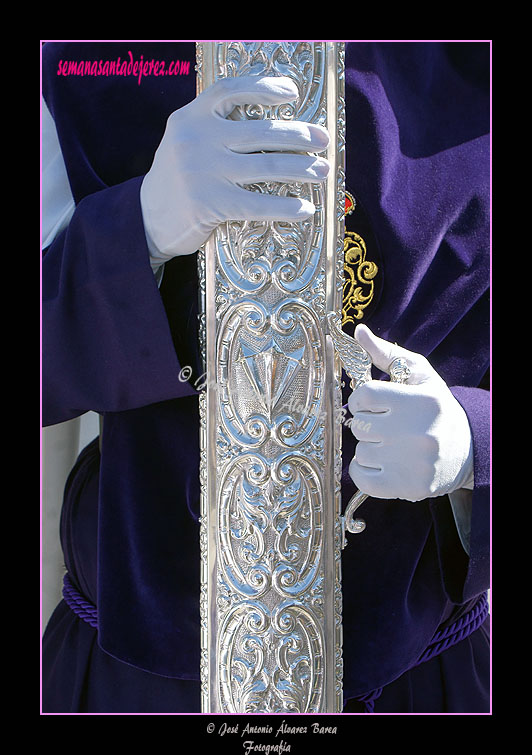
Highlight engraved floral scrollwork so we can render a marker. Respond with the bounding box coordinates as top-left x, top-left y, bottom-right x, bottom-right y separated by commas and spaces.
218, 452, 322, 599
219, 600, 324, 713
216, 181, 324, 296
